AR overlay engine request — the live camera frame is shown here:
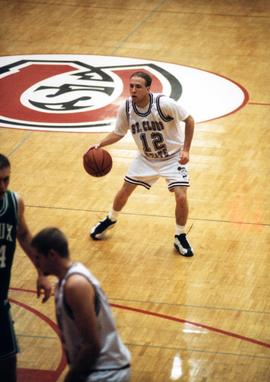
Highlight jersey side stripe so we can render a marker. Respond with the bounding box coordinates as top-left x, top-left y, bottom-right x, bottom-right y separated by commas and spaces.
125, 99, 130, 123
10, 192, 18, 224
156, 95, 174, 122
